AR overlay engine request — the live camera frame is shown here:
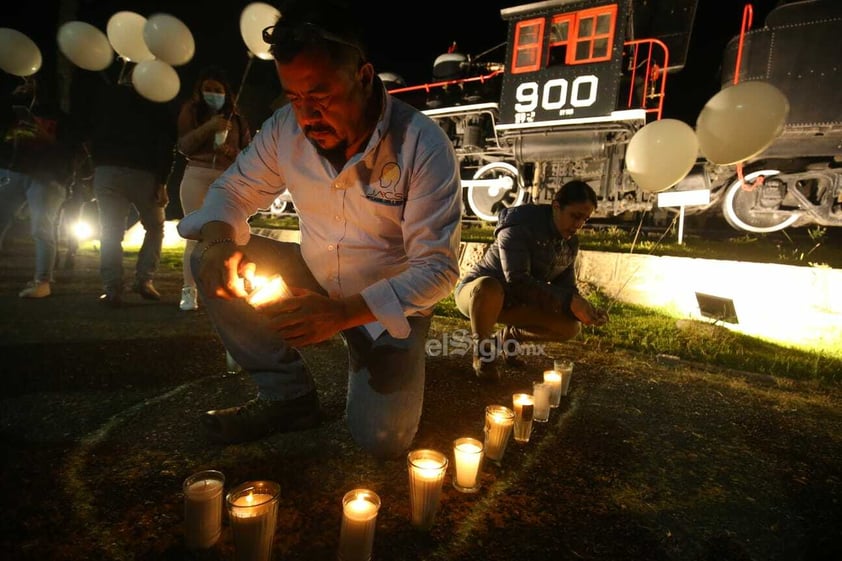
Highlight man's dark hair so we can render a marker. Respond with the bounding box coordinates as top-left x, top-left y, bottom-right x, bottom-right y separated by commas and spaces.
263, 0, 366, 66
554, 179, 598, 209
